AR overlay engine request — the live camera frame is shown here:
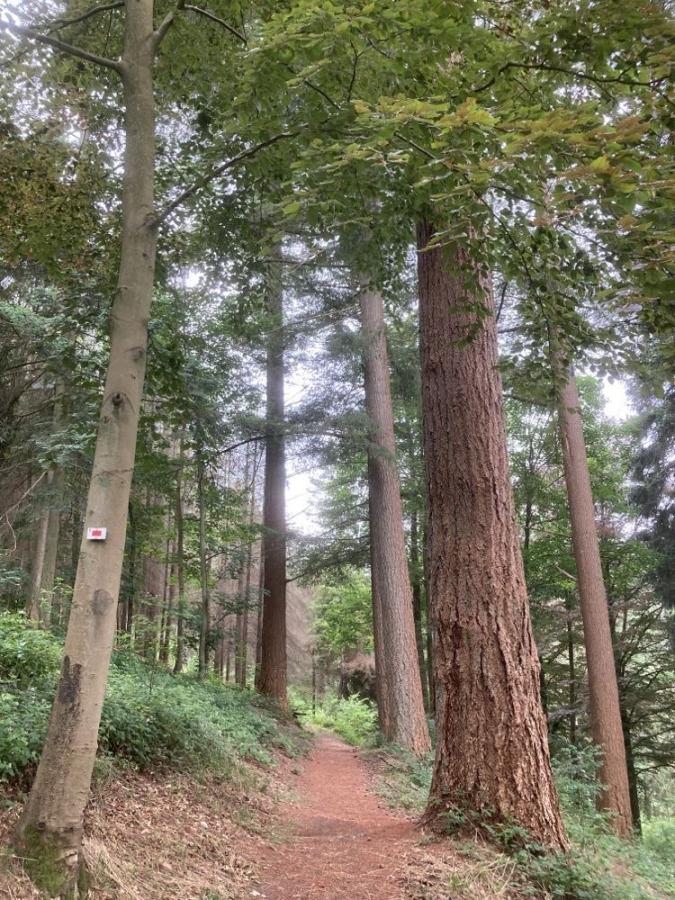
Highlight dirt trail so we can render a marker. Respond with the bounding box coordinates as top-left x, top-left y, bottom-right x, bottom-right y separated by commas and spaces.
255, 734, 418, 900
